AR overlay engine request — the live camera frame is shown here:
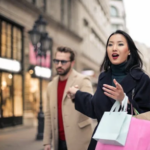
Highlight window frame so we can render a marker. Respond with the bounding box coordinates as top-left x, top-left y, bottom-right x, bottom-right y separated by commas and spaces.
110, 6, 119, 17
0, 16, 23, 62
